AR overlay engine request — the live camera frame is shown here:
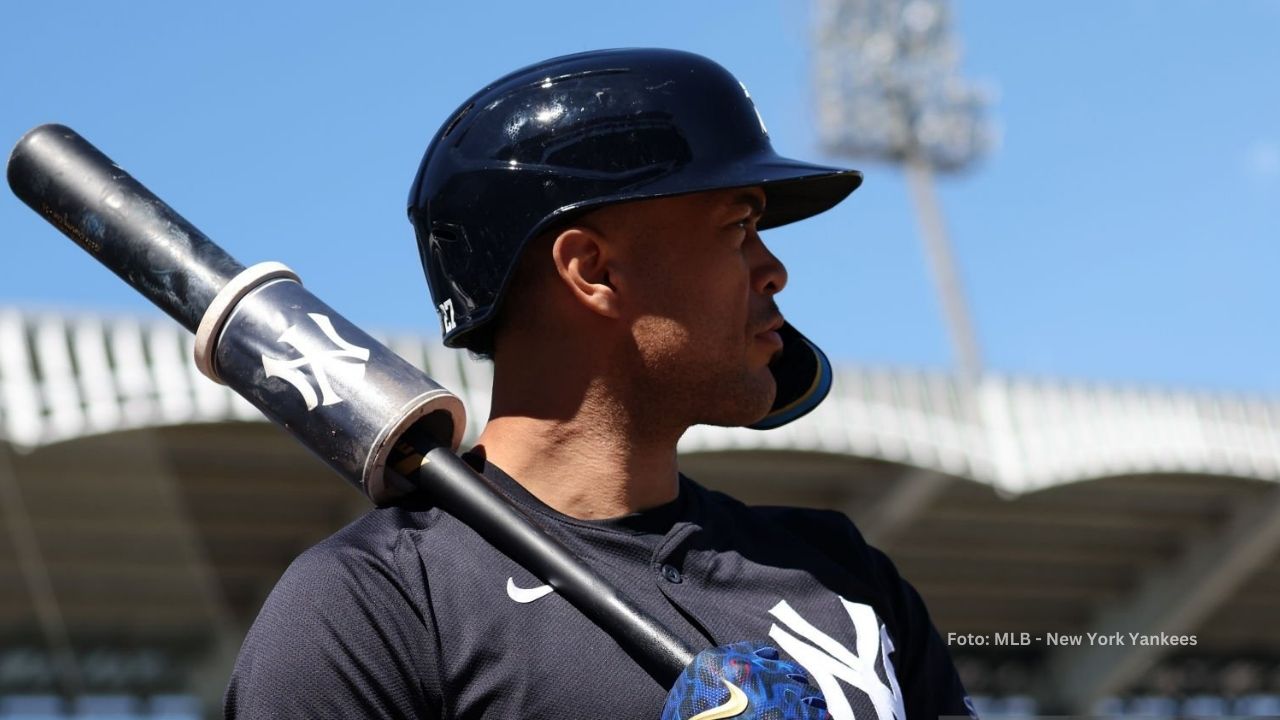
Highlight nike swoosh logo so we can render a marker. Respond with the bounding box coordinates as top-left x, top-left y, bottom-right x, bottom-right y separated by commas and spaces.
506, 577, 554, 603
688, 679, 749, 720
